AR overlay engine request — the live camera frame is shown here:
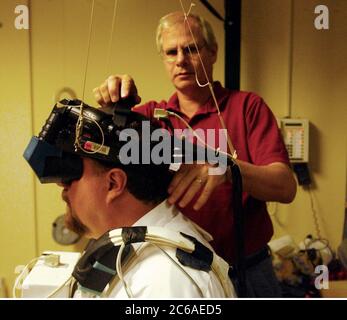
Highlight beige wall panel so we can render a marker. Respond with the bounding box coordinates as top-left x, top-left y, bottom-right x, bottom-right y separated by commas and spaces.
242, 0, 347, 249
287, 0, 347, 248
241, 0, 292, 117
0, 0, 36, 296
